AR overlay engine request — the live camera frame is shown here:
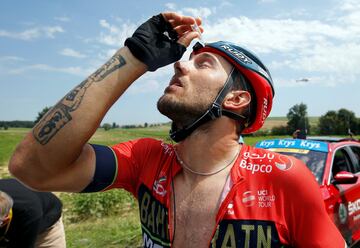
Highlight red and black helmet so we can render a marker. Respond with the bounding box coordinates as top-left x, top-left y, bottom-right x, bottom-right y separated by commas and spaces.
169, 41, 275, 142
193, 41, 275, 134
